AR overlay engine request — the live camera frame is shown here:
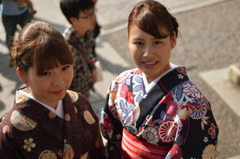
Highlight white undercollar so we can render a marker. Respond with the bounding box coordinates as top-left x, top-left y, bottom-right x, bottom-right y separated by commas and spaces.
142, 63, 179, 93
19, 88, 64, 119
